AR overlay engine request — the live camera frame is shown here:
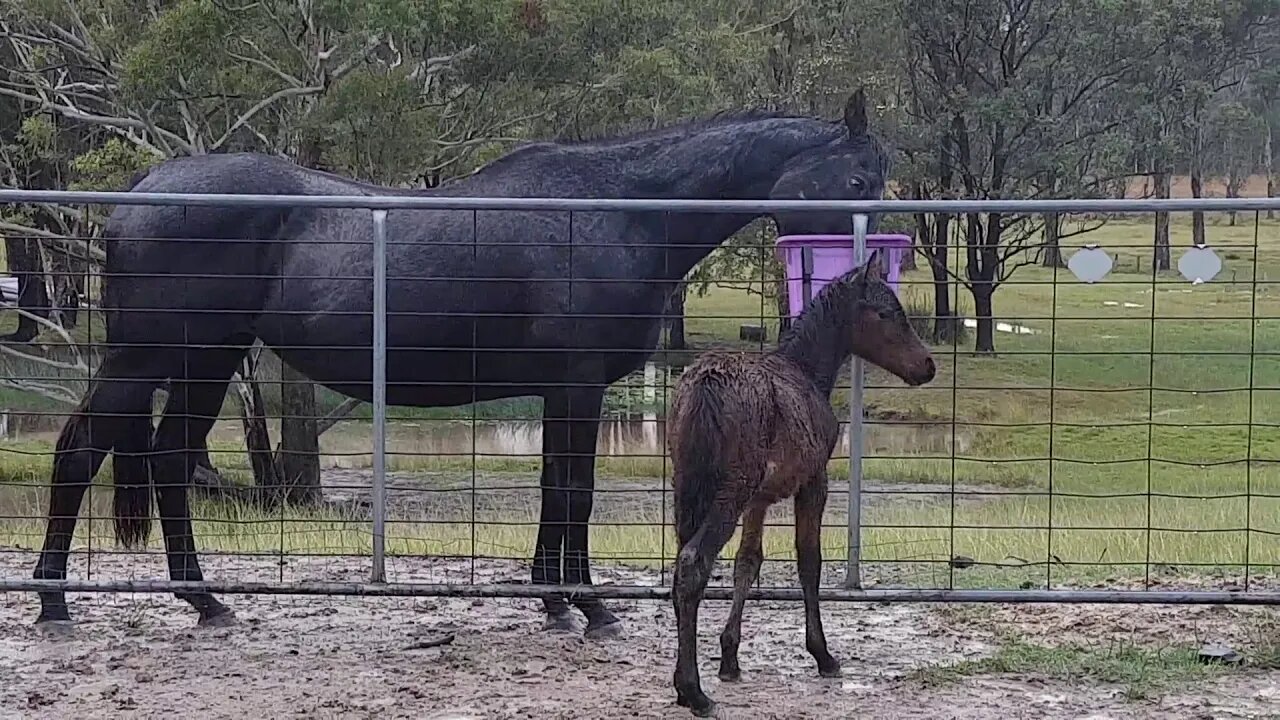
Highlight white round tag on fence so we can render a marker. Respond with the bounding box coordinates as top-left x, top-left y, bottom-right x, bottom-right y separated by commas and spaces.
1178, 245, 1222, 284
1067, 245, 1113, 283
